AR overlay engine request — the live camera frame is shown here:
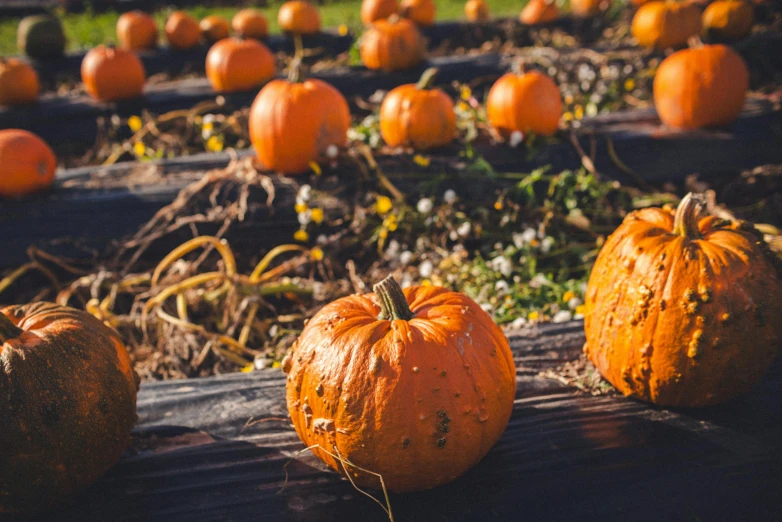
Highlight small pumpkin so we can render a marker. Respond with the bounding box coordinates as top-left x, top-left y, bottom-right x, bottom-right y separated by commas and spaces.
116, 10, 158, 50
380, 68, 456, 150
465, 0, 491, 21
0, 303, 139, 513
399, 0, 437, 25
0, 59, 40, 106
361, 0, 399, 24
360, 16, 426, 72
81, 45, 146, 102
232, 9, 269, 39
654, 43, 748, 129
284, 275, 516, 492
520, 0, 561, 24
0, 129, 56, 198
702, 0, 753, 41
631, 1, 702, 49
278, 1, 322, 35
486, 67, 562, 137
17, 14, 66, 60
200, 15, 231, 44
571, 0, 607, 17
584, 194, 782, 407
165, 11, 201, 50
206, 38, 275, 93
